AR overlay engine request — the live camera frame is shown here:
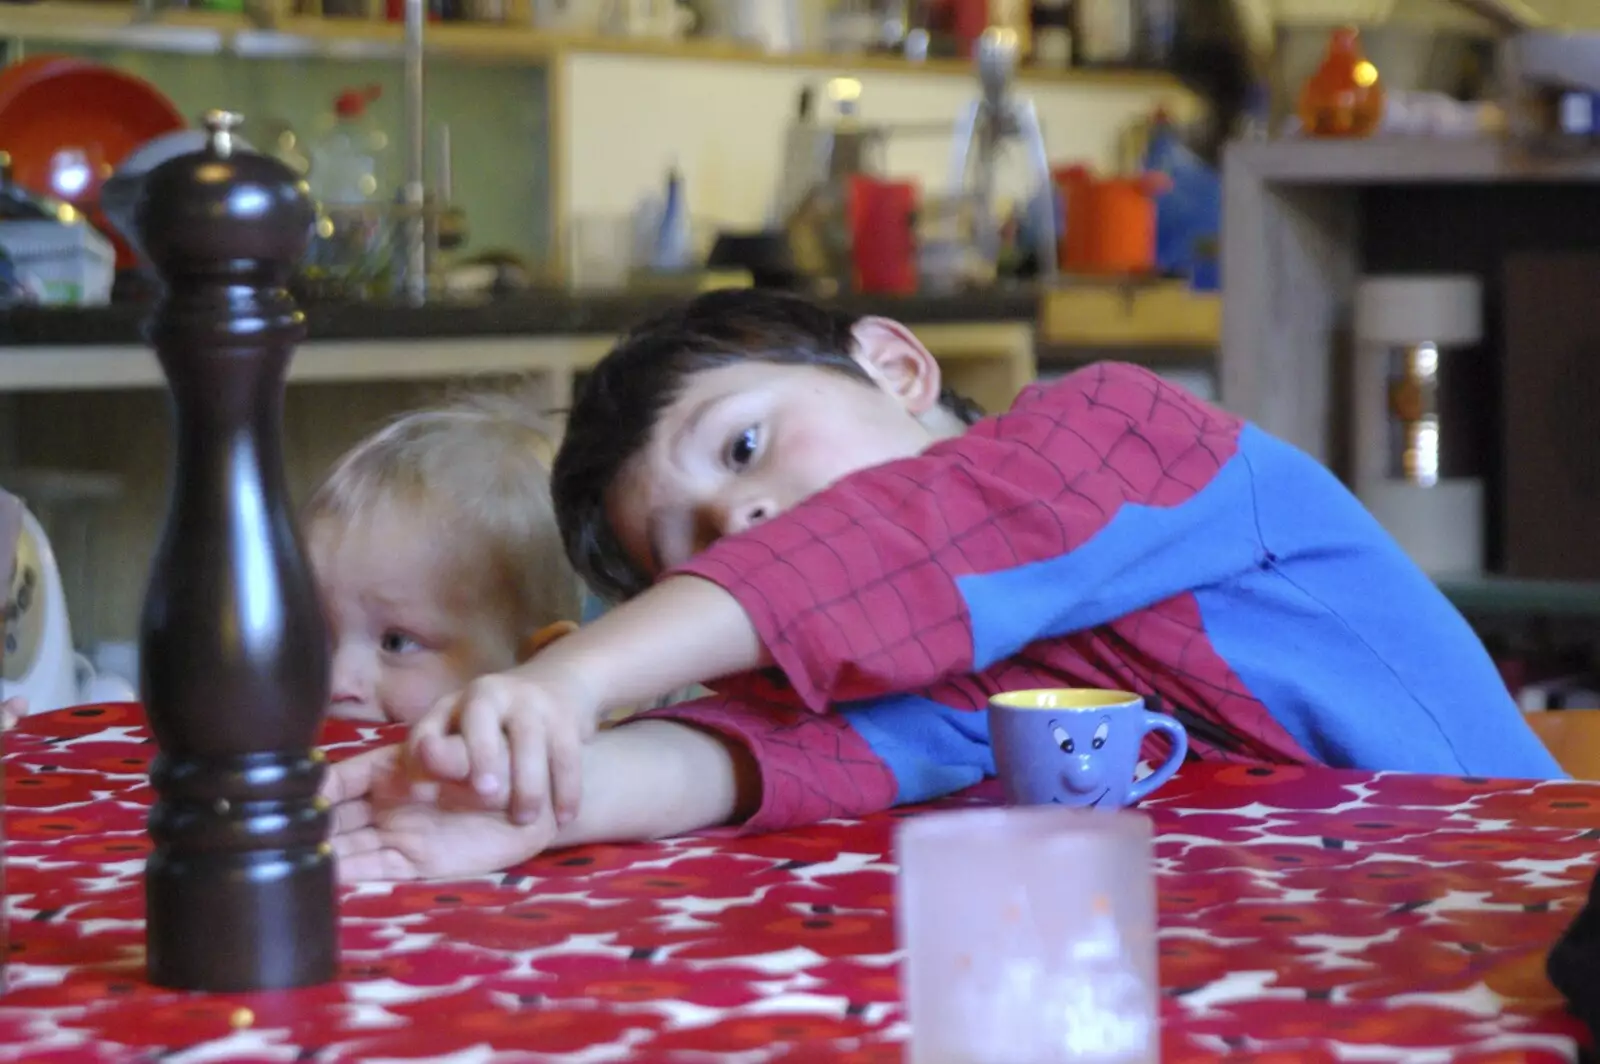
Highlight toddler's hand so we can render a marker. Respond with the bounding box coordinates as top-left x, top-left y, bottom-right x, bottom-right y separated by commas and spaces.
1, 696, 27, 731
406, 665, 600, 827
322, 744, 559, 881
